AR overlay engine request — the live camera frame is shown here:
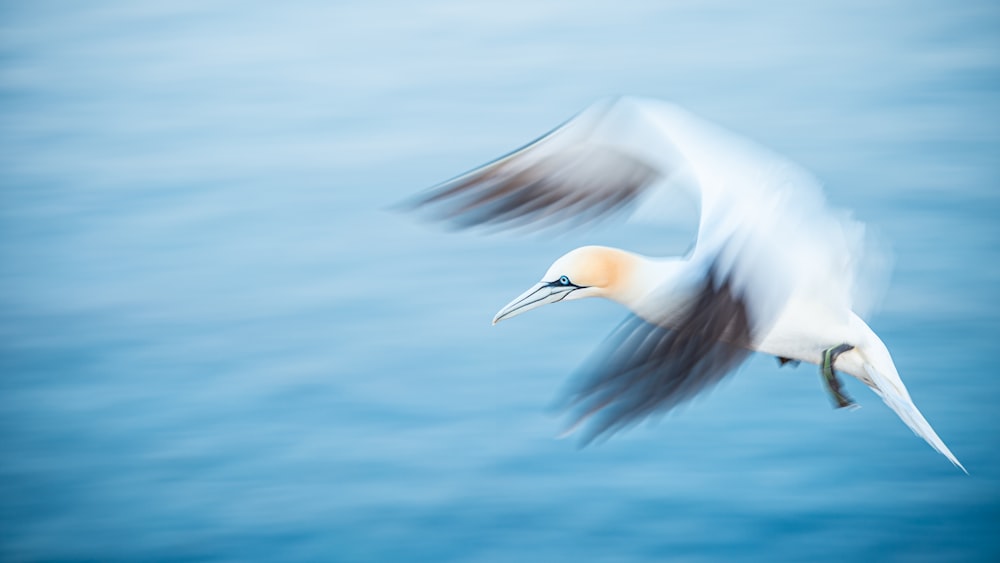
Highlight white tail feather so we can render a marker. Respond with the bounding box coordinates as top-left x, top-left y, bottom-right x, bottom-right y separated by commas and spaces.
862, 362, 966, 473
